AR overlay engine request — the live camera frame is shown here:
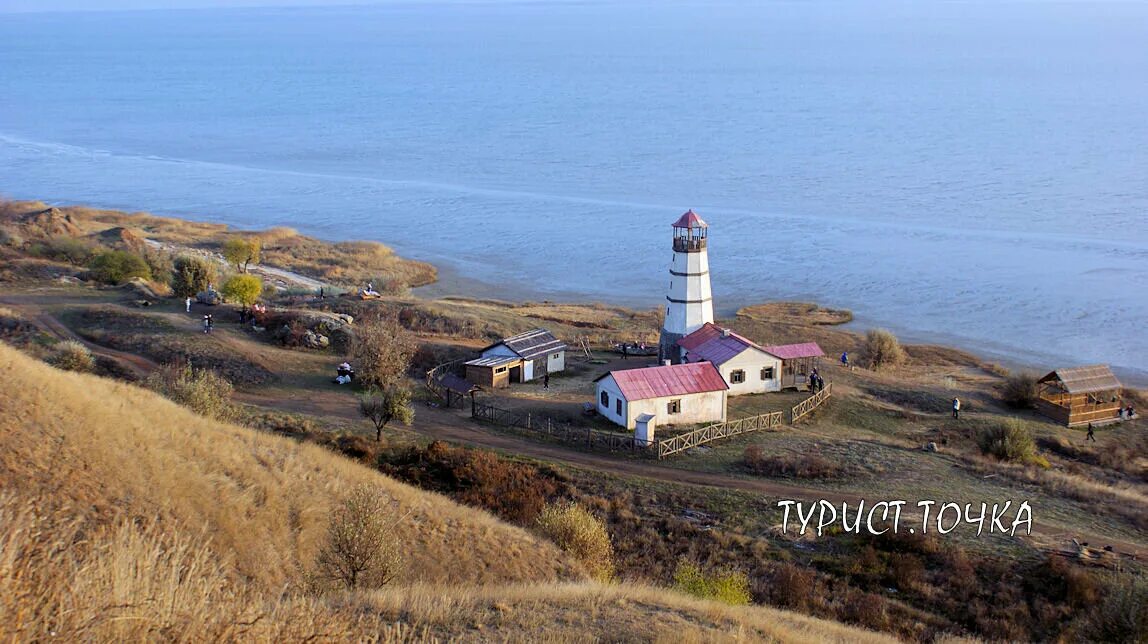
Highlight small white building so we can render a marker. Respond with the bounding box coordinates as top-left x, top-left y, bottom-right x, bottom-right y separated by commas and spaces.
678, 323, 783, 395
479, 328, 566, 383
594, 362, 728, 431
